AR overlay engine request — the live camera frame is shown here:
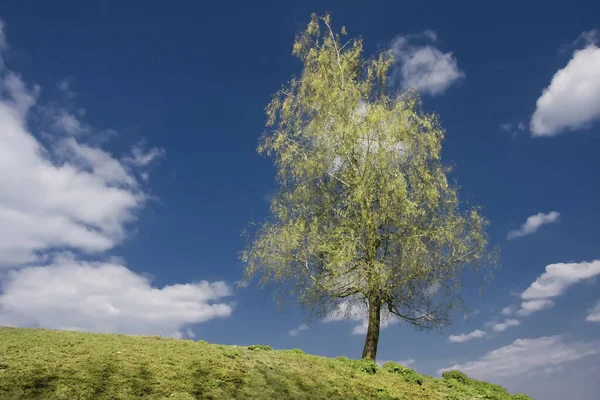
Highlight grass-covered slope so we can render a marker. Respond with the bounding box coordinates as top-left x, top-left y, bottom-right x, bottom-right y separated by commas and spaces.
0, 326, 531, 400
